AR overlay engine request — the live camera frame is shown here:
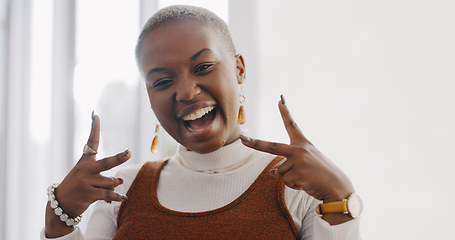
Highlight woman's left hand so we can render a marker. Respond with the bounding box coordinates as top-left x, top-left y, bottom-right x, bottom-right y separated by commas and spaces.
240, 95, 355, 204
